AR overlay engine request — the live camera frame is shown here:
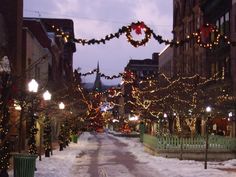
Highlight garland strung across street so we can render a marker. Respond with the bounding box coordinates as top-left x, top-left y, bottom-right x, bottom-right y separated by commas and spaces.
77, 69, 97, 76
51, 21, 232, 49
77, 68, 124, 80
100, 73, 123, 80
